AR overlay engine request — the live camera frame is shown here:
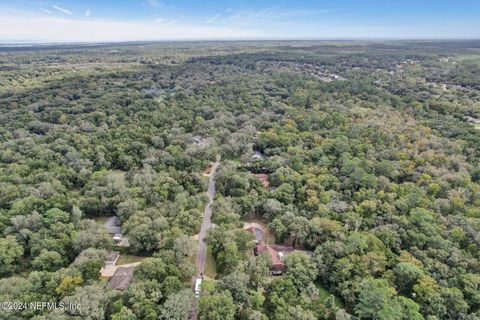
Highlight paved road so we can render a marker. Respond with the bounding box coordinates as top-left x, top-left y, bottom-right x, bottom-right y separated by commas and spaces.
191, 160, 220, 320
196, 160, 220, 277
